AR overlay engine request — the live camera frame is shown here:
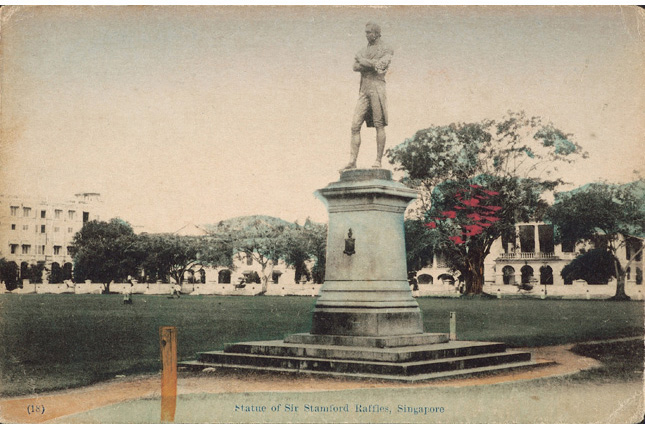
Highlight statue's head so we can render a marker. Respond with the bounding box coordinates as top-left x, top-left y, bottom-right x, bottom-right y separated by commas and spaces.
365, 21, 381, 43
